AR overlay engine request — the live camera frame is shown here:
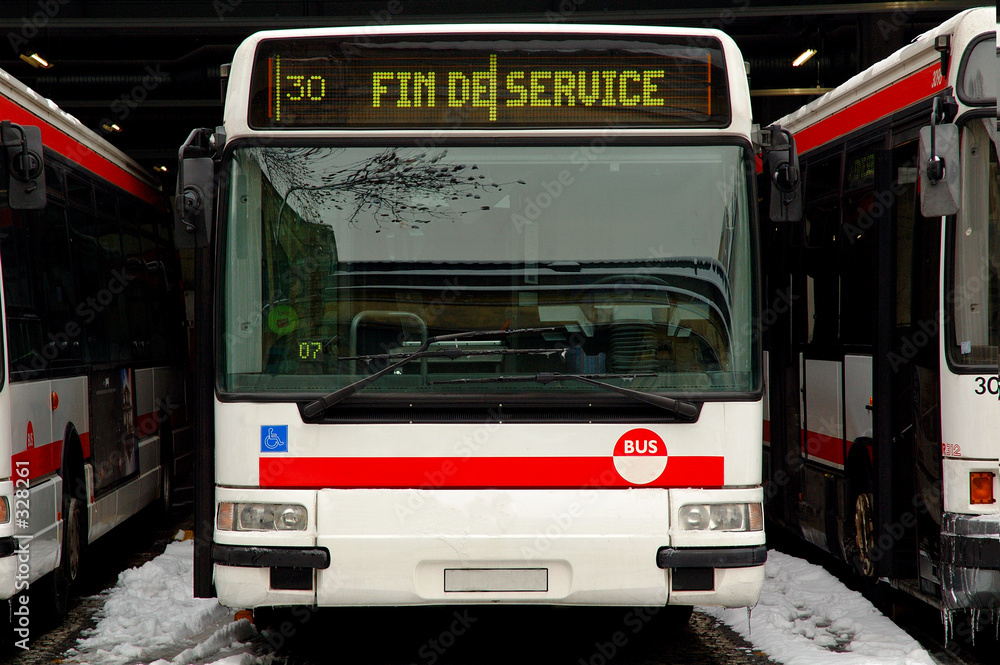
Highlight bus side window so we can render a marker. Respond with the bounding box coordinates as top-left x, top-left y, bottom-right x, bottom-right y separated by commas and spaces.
121, 221, 153, 362
803, 199, 839, 345
839, 191, 877, 346
68, 202, 129, 365
33, 199, 81, 365
0, 207, 44, 373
